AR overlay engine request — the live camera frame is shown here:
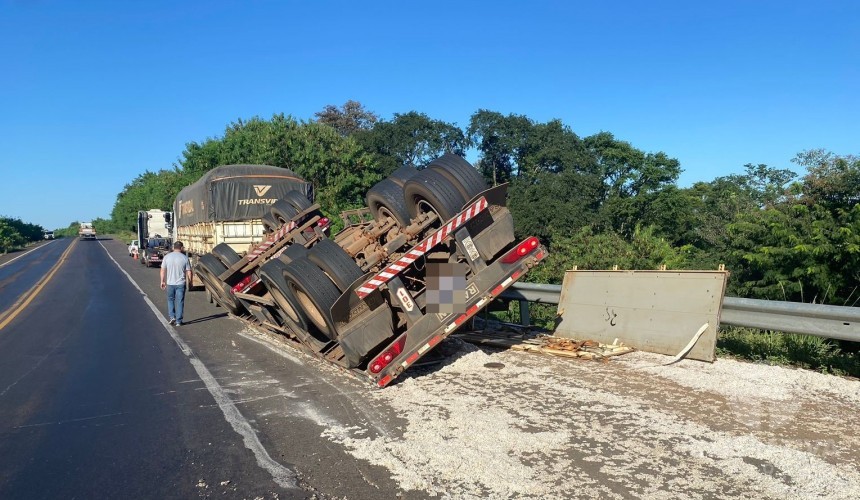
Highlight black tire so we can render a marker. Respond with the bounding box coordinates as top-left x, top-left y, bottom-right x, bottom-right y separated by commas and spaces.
427, 153, 487, 202
283, 190, 313, 213
282, 257, 342, 340
403, 168, 467, 222
211, 243, 241, 268
387, 165, 418, 186
307, 239, 364, 292
366, 178, 411, 227
261, 212, 280, 234
270, 199, 298, 225
278, 244, 308, 264
259, 258, 311, 332
196, 254, 245, 315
